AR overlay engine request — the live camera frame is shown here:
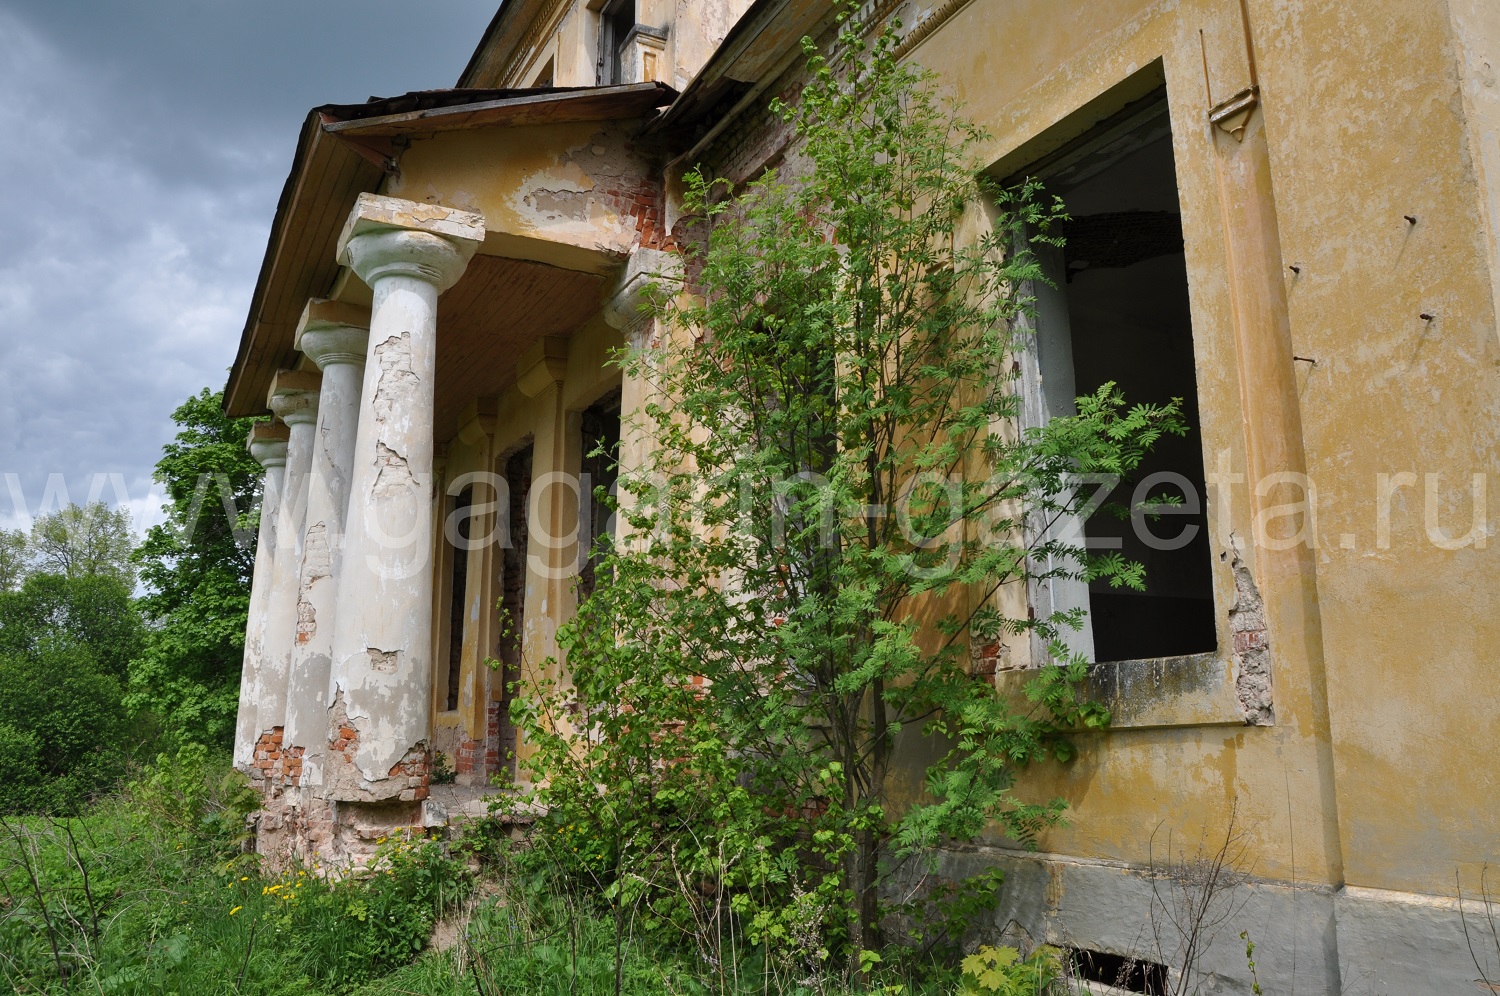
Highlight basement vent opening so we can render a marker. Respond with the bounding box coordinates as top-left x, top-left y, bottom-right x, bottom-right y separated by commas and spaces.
1068, 947, 1169, 995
